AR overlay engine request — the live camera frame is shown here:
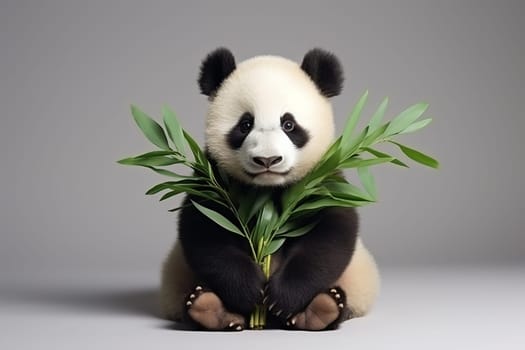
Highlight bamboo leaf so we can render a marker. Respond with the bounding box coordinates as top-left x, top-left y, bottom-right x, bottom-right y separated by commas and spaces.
262, 238, 285, 256
342, 126, 369, 157
398, 118, 432, 134
386, 103, 429, 136
323, 181, 374, 202
362, 122, 389, 147
389, 141, 439, 169
118, 155, 182, 167
162, 106, 187, 155
339, 156, 394, 169
146, 166, 190, 178
294, 198, 369, 213
358, 167, 377, 199
159, 190, 183, 201
168, 203, 192, 212
245, 191, 272, 222
145, 182, 179, 195
191, 200, 245, 236
341, 90, 368, 148
368, 97, 389, 133
364, 147, 409, 167
183, 130, 206, 164
131, 105, 171, 150
146, 180, 200, 193
257, 201, 279, 237
119, 150, 178, 161
278, 221, 319, 238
